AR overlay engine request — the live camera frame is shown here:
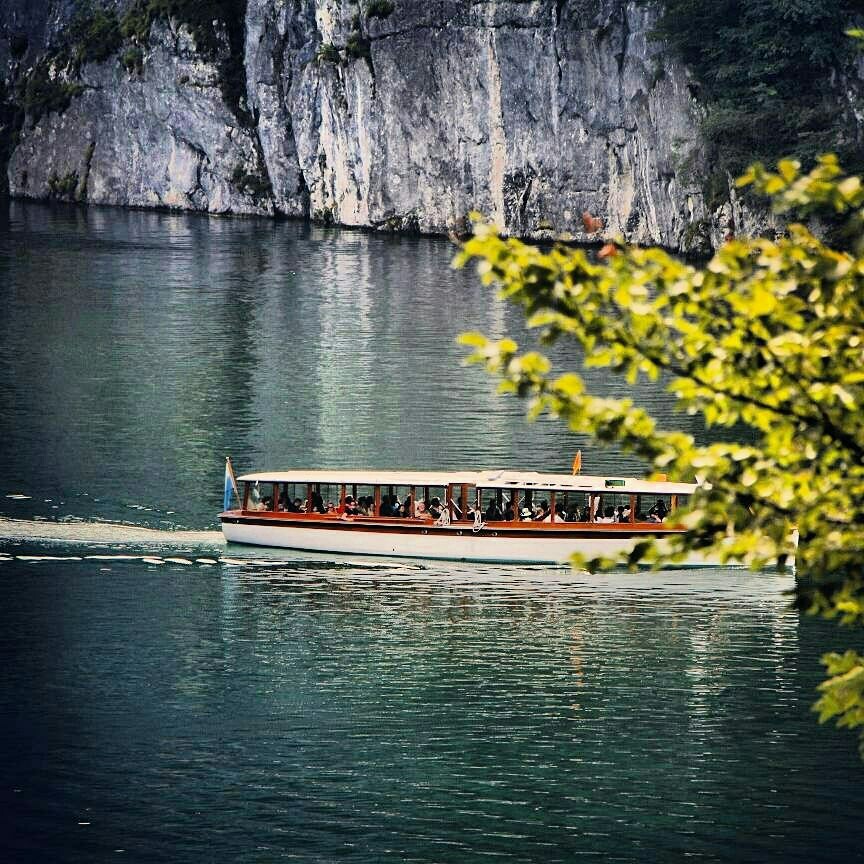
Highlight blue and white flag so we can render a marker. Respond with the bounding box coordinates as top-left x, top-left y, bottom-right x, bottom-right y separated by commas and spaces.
223, 457, 240, 511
